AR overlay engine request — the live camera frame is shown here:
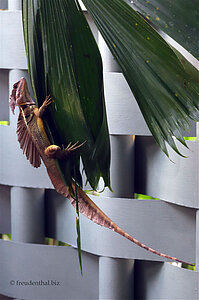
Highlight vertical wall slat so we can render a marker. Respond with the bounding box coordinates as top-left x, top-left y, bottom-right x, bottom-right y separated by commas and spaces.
0, 70, 9, 122
102, 135, 135, 198
99, 257, 134, 299
0, 0, 8, 9
11, 187, 45, 244
98, 34, 135, 300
